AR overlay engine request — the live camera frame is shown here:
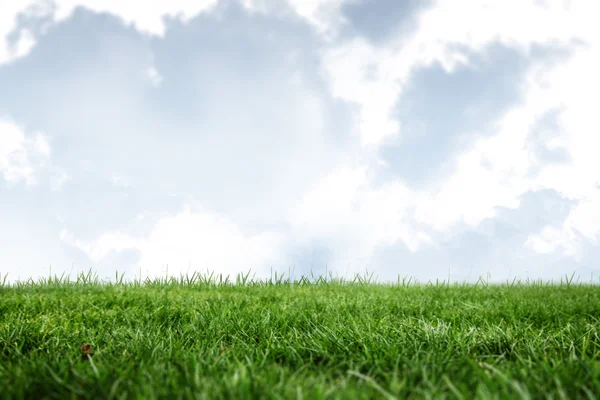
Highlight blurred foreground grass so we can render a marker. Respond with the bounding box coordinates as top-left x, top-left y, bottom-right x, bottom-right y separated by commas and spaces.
0, 270, 599, 399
